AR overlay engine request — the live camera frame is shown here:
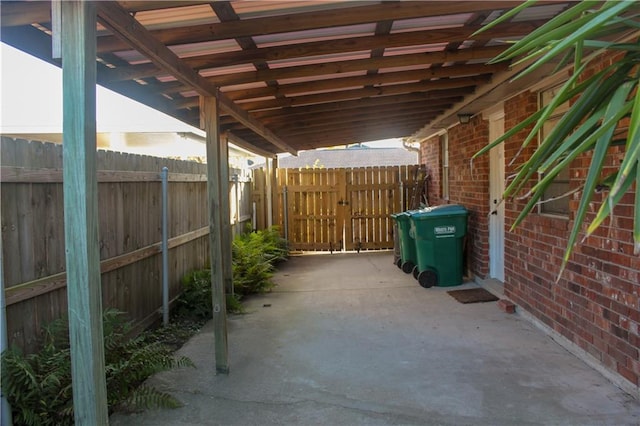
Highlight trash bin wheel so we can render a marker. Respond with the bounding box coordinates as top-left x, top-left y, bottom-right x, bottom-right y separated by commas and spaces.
418, 269, 438, 288
395, 258, 402, 268
412, 266, 419, 279
401, 261, 415, 274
